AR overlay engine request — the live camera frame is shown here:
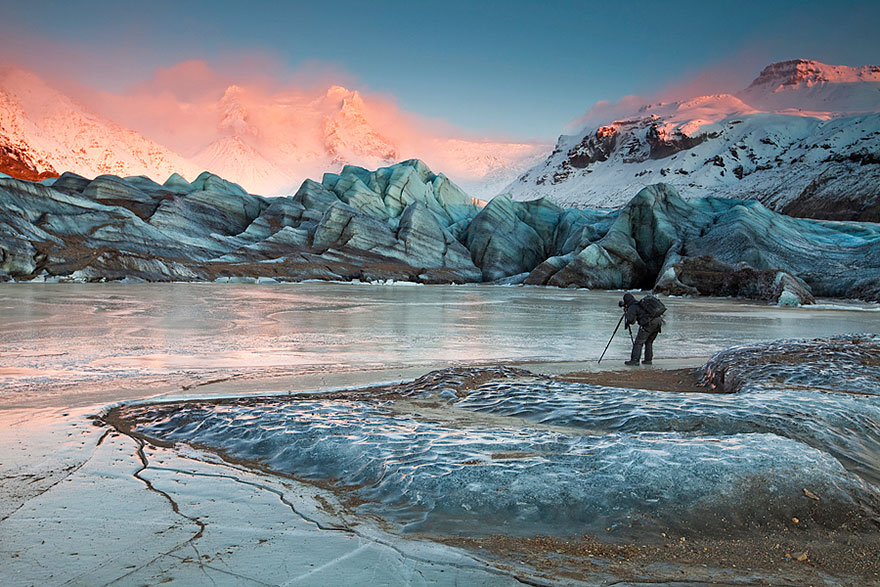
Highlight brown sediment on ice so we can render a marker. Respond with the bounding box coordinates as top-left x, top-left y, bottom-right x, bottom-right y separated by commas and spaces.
438, 531, 880, 585
557, 367, 717, 393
